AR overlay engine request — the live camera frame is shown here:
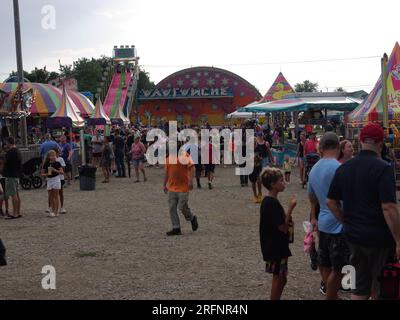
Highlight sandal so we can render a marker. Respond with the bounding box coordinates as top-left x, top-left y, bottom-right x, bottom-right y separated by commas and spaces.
134, 180, 140, 183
